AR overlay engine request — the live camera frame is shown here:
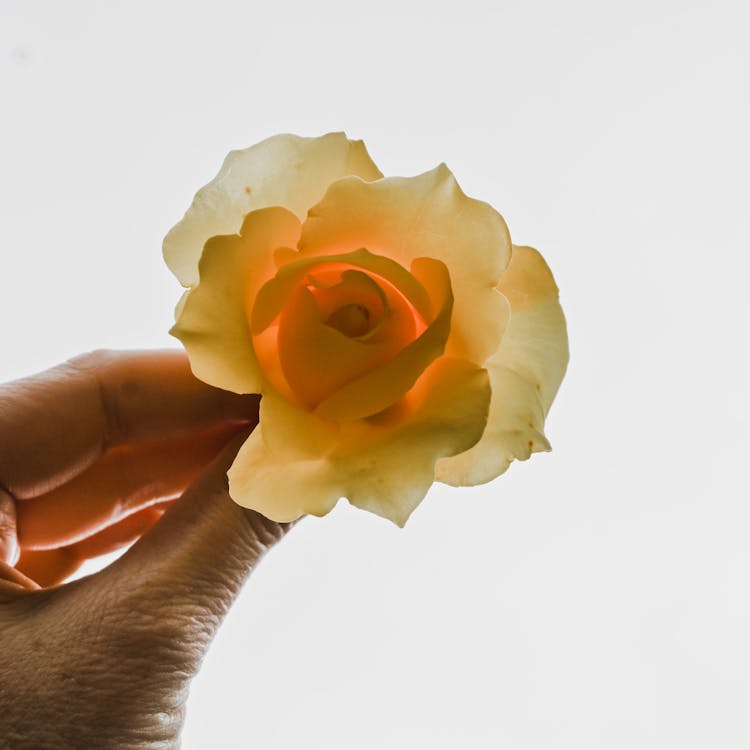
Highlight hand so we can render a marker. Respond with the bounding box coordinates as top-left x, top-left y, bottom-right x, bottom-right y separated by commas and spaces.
0, 350, 293, 749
